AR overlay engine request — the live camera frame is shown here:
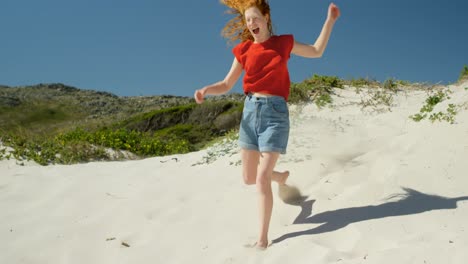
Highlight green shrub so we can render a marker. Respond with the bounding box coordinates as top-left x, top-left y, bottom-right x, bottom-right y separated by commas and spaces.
288, 74, 343, 107
383, 78, 398, 92
314, 93, 333, 108
346, 77, 379, 88
360, 89, 394, 112
428, 104, 457, 124
121, 104, 197, 131
188, 101, 238, 124
0, 127, 192, 165
154, 124, 210, 150
214, 108, 242, 132
304, 74, 344, 88
409, 89, 457, 124
459, 65, 468, 81
289, 83, 311, 104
